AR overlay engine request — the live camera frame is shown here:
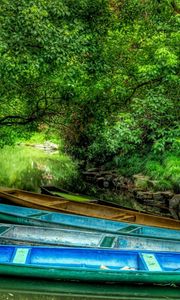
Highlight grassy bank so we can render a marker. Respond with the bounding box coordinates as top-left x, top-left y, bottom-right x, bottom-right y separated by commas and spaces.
112, 151, 180, 192
0, 145, 78, 192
